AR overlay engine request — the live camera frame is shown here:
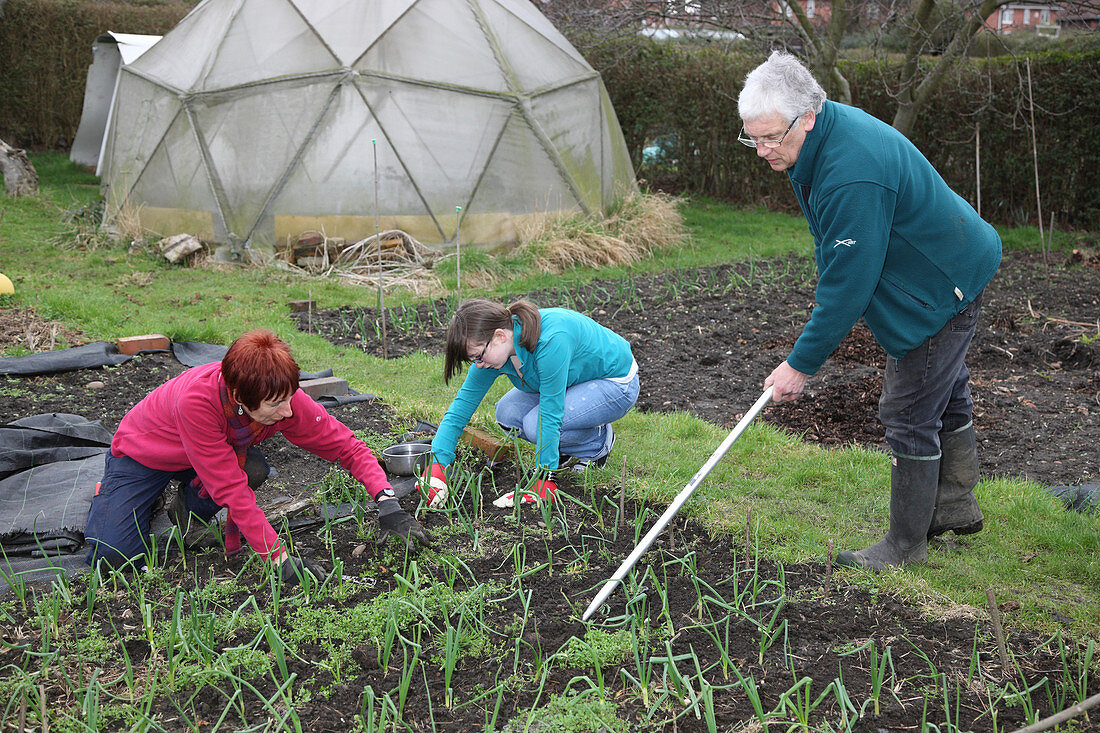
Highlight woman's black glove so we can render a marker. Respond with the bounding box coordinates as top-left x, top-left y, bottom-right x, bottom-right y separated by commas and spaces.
377, 499, 433, 549
278, 555, 327, 586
